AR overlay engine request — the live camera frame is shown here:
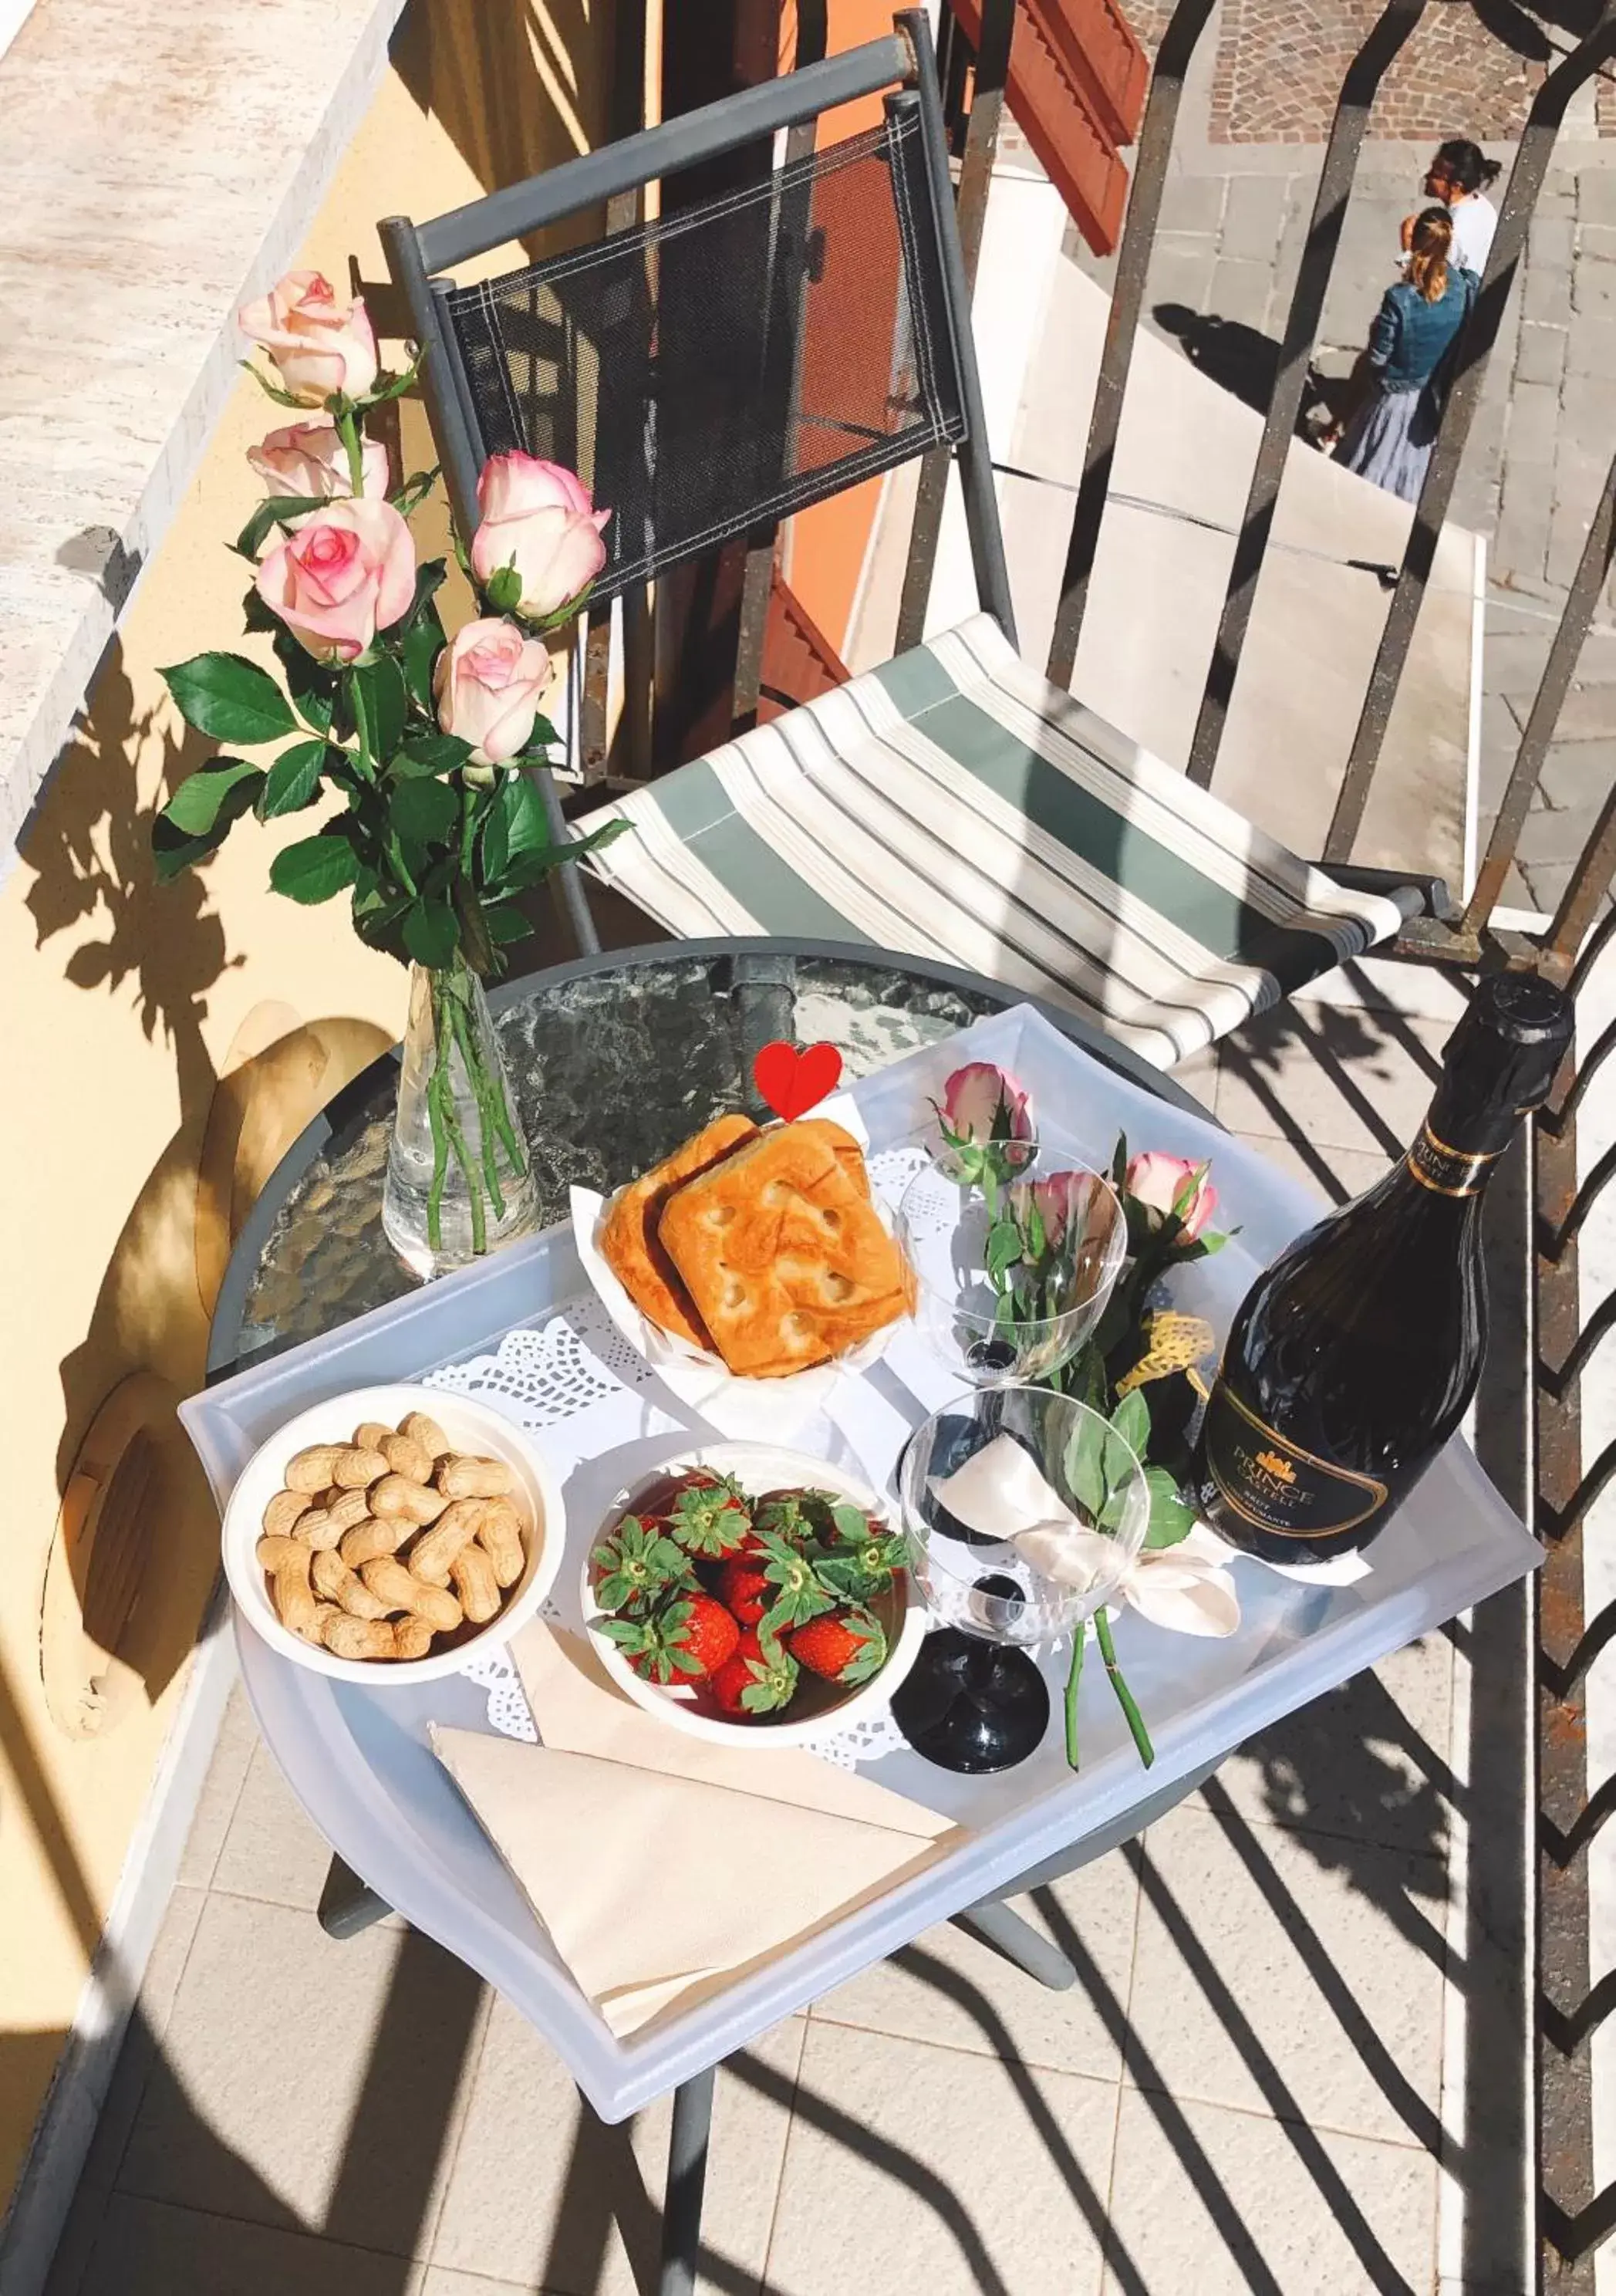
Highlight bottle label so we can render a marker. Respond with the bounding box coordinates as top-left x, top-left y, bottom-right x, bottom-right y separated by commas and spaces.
1405, 1123, 1500, 1198
1200, 1385, 1389, 1541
